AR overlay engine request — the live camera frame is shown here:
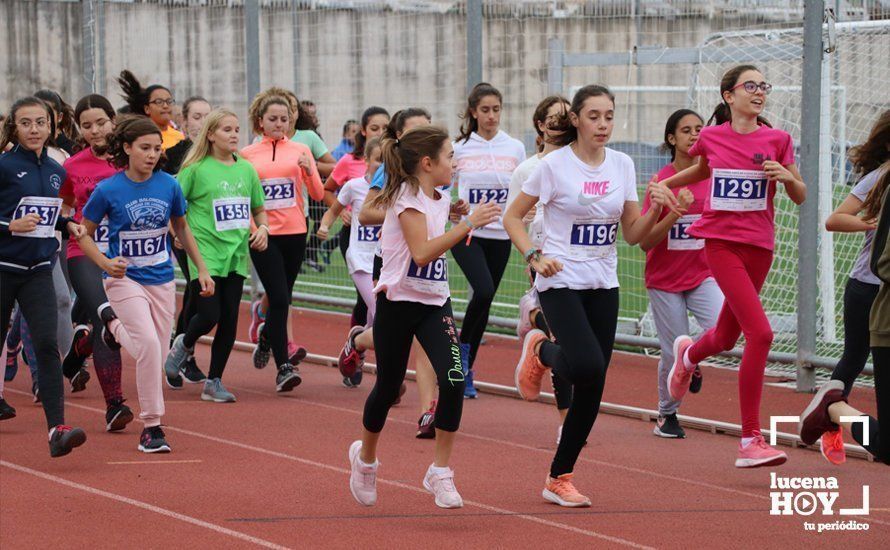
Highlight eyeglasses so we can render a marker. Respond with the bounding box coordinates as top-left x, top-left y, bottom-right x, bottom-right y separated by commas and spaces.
148, 98, 176, 107
731, 80, 773, 95
16, 119, 49, 130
